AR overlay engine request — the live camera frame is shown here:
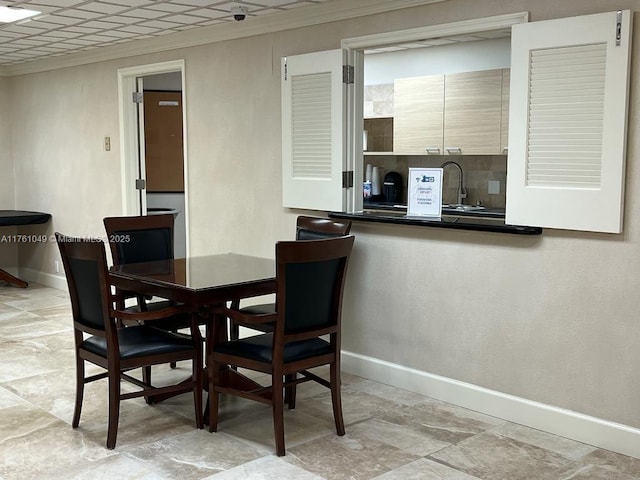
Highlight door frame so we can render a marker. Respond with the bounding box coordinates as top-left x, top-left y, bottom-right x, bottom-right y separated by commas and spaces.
340, 12, 529, 212
117, 59, 190, 254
